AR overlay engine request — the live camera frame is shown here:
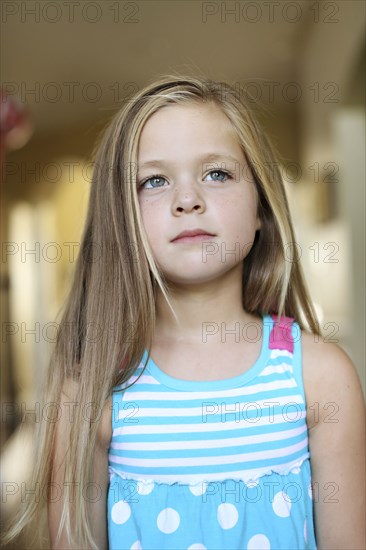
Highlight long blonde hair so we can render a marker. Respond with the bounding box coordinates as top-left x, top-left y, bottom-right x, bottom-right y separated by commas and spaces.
2, 73, 320, 548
